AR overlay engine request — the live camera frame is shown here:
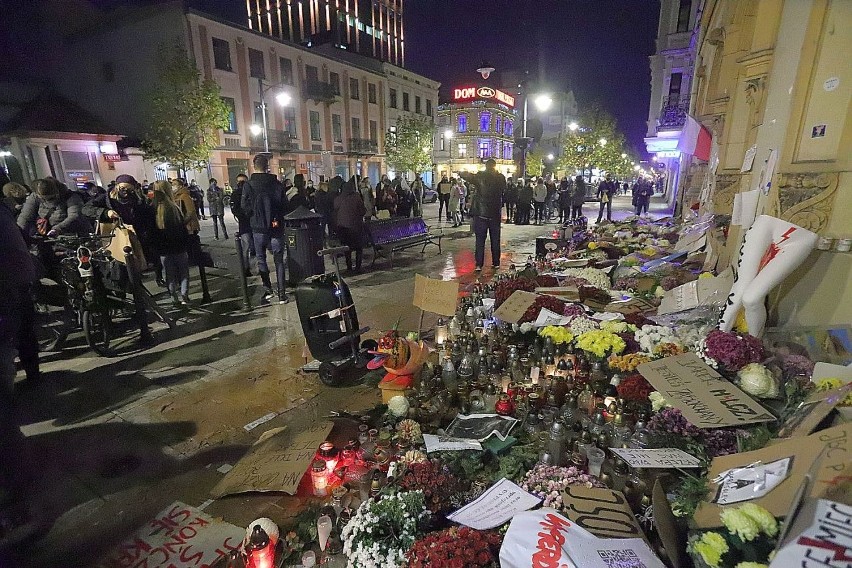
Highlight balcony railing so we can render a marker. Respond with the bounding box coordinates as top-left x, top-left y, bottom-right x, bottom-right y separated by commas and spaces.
657, 95, 691, 131
304, 81, 338, 104
250, 129, 298, 154
348, 138, 378, 155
